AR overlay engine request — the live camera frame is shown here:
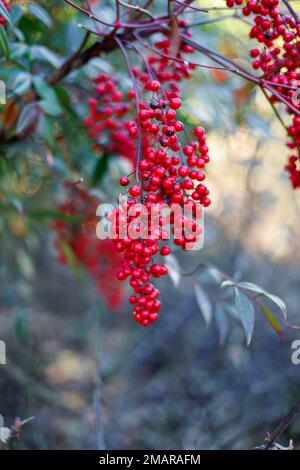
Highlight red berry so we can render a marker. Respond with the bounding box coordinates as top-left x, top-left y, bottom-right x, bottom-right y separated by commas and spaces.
160, 246, 171, 256
193, 126, 205, 138
129, 185, 141, 197
170, 98, 182, 109
165, 109, 176, 121
119, 176, 129, 186
148, 80, 160, 91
